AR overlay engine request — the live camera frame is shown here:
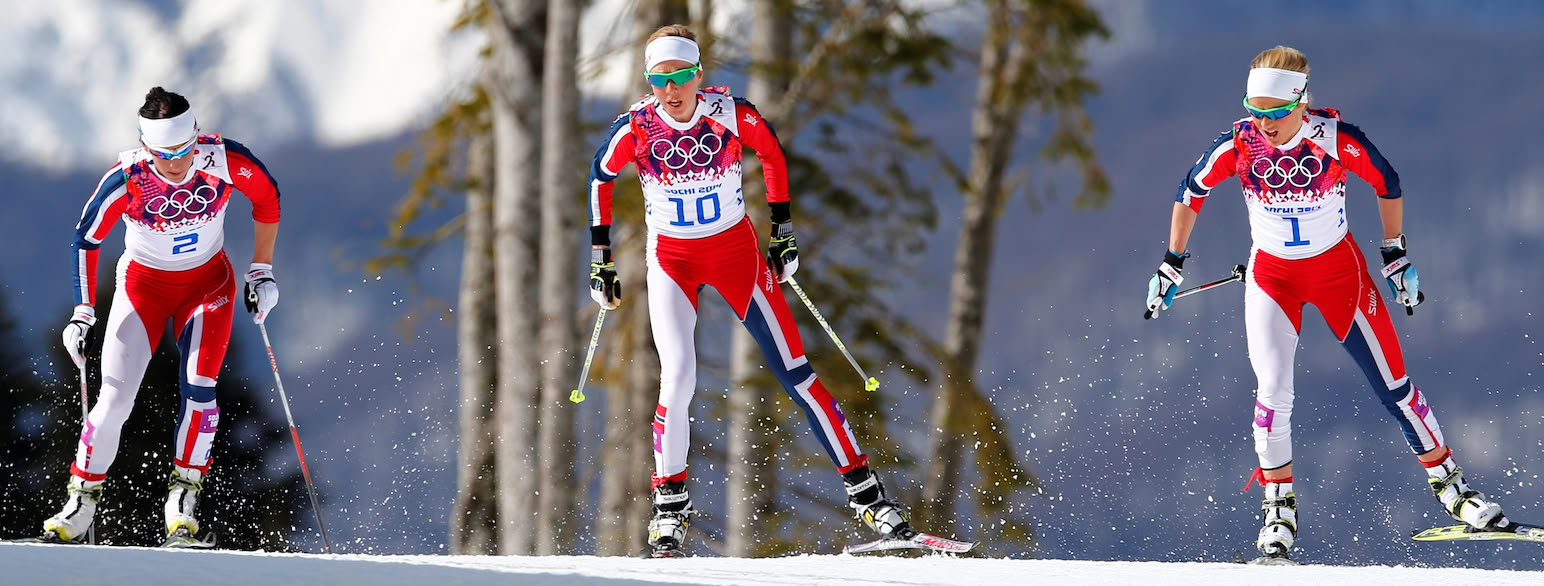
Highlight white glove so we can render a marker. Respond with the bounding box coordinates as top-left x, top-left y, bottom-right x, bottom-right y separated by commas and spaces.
61, 305, 97, 369
244, 263, 279, 324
